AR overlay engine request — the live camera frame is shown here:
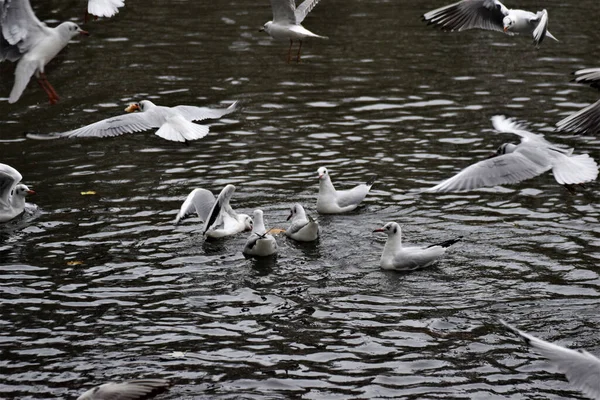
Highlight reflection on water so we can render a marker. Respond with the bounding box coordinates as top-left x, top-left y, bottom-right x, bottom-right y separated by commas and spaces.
1, 0, 599, 399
